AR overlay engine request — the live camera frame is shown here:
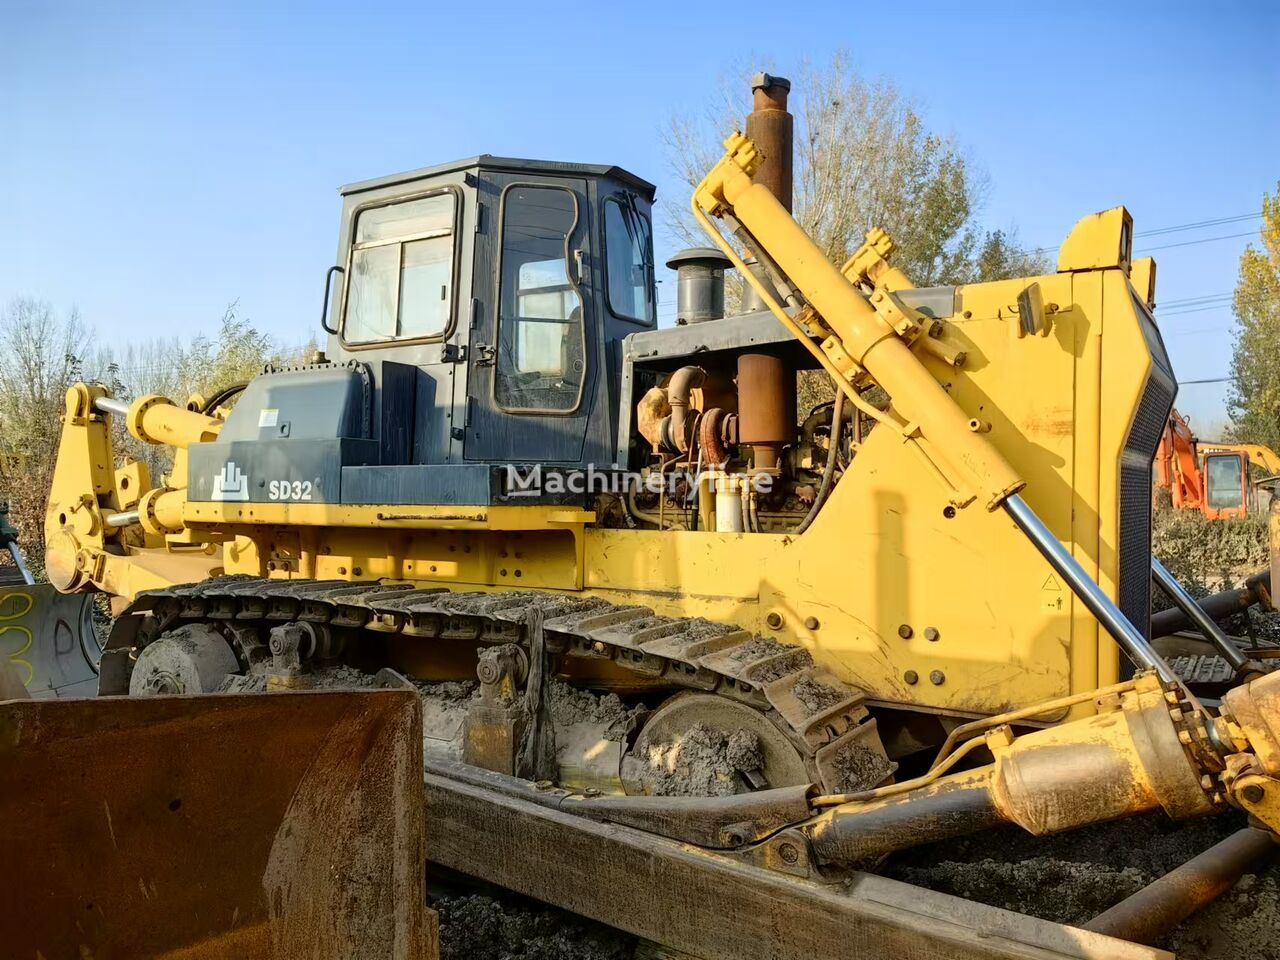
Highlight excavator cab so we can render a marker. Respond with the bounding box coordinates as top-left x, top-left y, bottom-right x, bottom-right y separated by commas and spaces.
1202, 449, 1249, 519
